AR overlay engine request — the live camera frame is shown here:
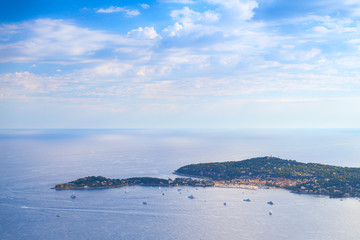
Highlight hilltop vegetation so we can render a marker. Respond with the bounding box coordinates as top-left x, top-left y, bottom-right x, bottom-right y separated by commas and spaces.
175, 157, 360, 198
54, 157, 360, 198
53, 176, 214, 190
